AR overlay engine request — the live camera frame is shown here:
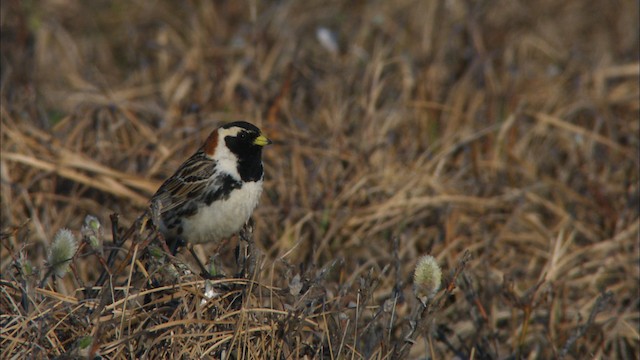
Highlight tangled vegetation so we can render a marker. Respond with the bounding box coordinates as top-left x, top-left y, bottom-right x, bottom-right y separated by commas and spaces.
1, 1, 638, 358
